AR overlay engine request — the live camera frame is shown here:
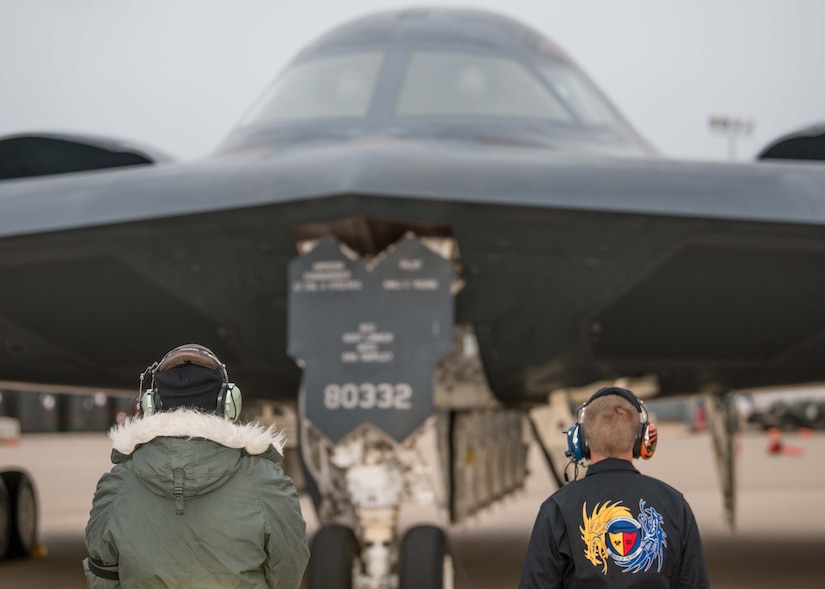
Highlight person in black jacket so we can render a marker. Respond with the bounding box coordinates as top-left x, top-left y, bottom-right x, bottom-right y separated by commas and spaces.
519, 386, 709, 588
